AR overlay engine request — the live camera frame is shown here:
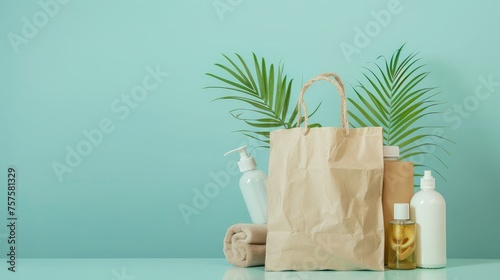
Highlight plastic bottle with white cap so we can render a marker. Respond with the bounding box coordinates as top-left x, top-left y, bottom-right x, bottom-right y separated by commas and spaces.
225, 146, 267, 224
410, 170, 447, 268
388, 203, 417, 270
